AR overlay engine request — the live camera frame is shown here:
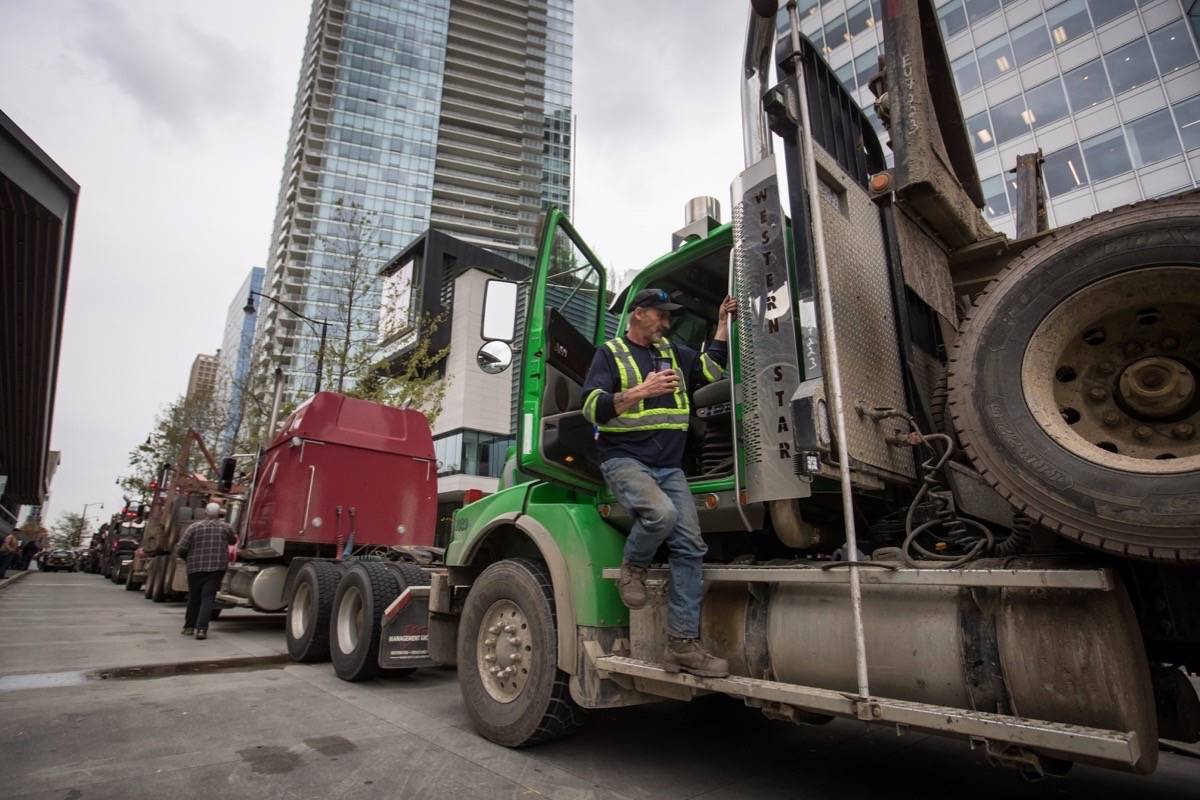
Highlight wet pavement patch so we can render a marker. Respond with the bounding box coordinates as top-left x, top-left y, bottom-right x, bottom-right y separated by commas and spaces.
91, 654, 291, 680
304, 735, 358, 756
237, 745, 302, 775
